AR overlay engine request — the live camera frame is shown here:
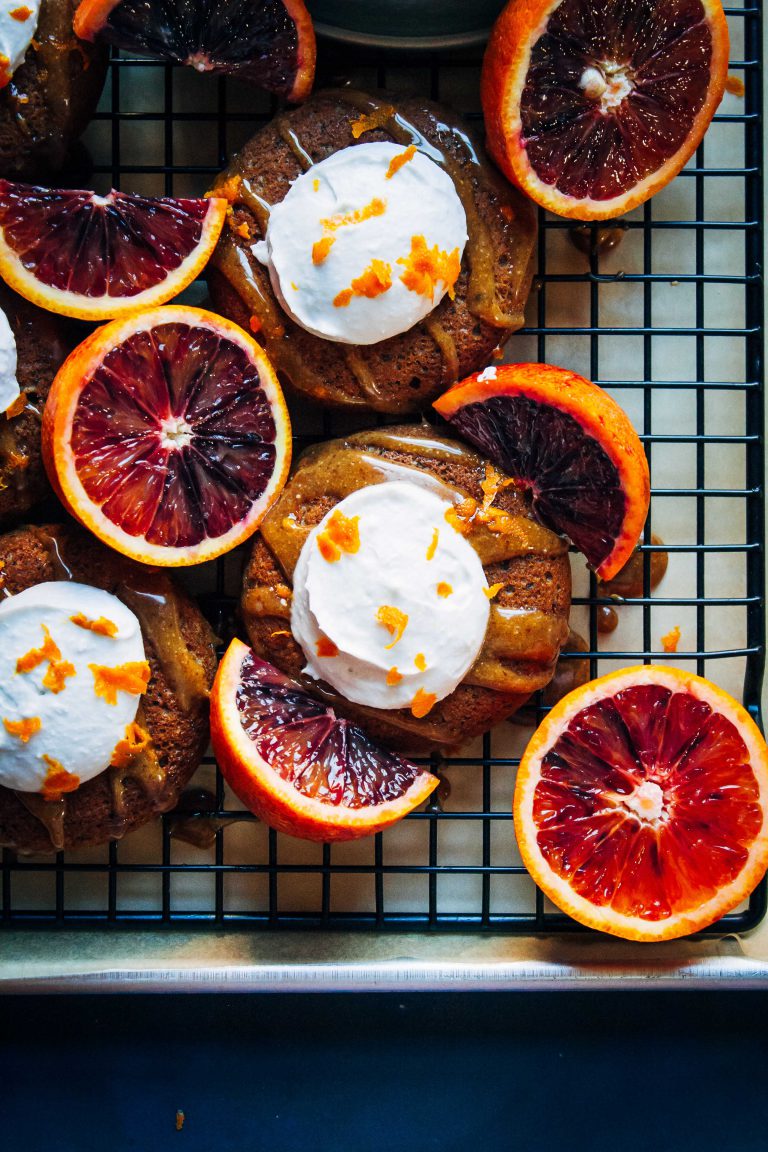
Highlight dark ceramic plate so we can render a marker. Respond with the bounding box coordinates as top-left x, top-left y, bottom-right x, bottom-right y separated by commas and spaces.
307, 0, 506, 48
